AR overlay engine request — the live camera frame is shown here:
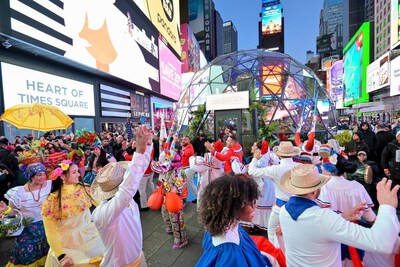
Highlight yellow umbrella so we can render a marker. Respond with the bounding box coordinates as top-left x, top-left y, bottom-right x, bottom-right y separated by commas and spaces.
0, 103, 74, 131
